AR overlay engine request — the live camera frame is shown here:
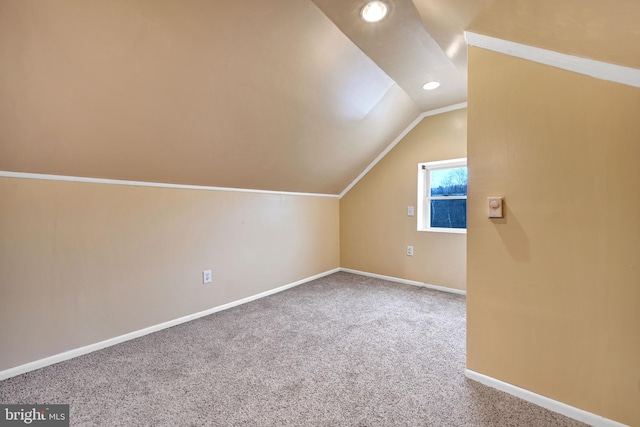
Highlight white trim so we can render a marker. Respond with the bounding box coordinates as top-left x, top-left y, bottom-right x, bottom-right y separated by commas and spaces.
338, 102, 468, 199
418, 102, 467, 120
340, 268, 466, 295
0, 171, 339, 198
465, 370, 629, 427
422, 228, 466, 234
0, 268, 340, 381
429, 196, 466, 200
464, 32, 640, 88
420, 157, 467, 169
